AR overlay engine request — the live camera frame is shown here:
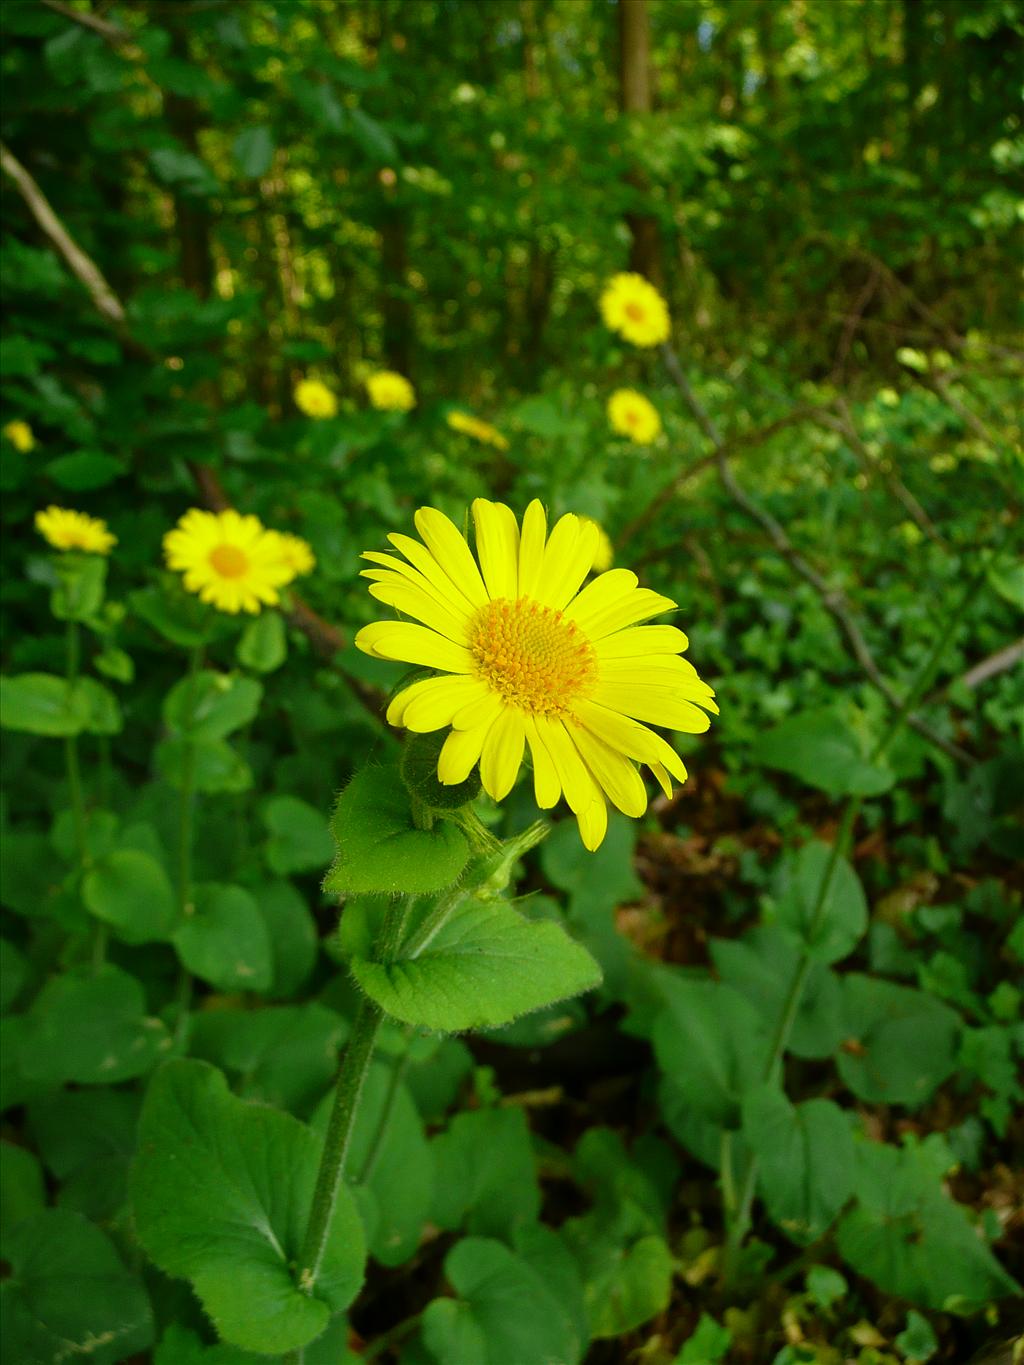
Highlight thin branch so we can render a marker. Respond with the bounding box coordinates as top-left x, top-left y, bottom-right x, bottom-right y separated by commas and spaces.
39, 0, 132, 45
1, 140, 128, 330
660, 344, 972, 766
1, 138, 357, 664
956, 639, 1024, 693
